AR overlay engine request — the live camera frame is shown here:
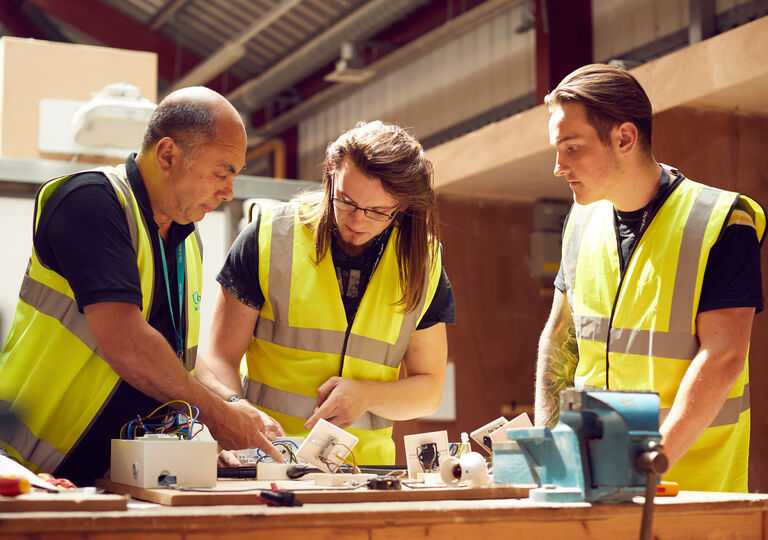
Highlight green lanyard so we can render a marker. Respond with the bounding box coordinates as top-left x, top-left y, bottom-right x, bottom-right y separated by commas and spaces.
158, 232, 185, 358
